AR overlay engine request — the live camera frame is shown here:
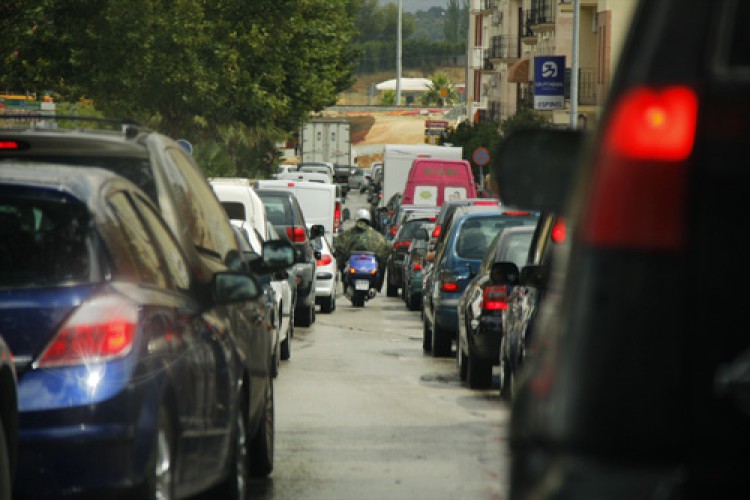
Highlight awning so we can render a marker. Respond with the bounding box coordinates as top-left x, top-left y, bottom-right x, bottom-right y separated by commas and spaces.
508, 59, 530, 83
